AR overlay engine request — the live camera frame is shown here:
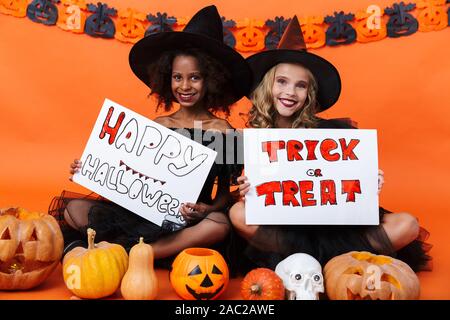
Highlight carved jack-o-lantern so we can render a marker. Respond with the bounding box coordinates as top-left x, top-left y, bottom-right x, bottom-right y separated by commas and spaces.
115, 8, 146, 44
235, 19, 266, 52
170, 248, 229, 300
0, 208, 64, 290
417, 0, 448, 32
324, 251, 420, 300
300, 16, 326, 49
0, 0, 28, 17
355, 11, 387, 43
